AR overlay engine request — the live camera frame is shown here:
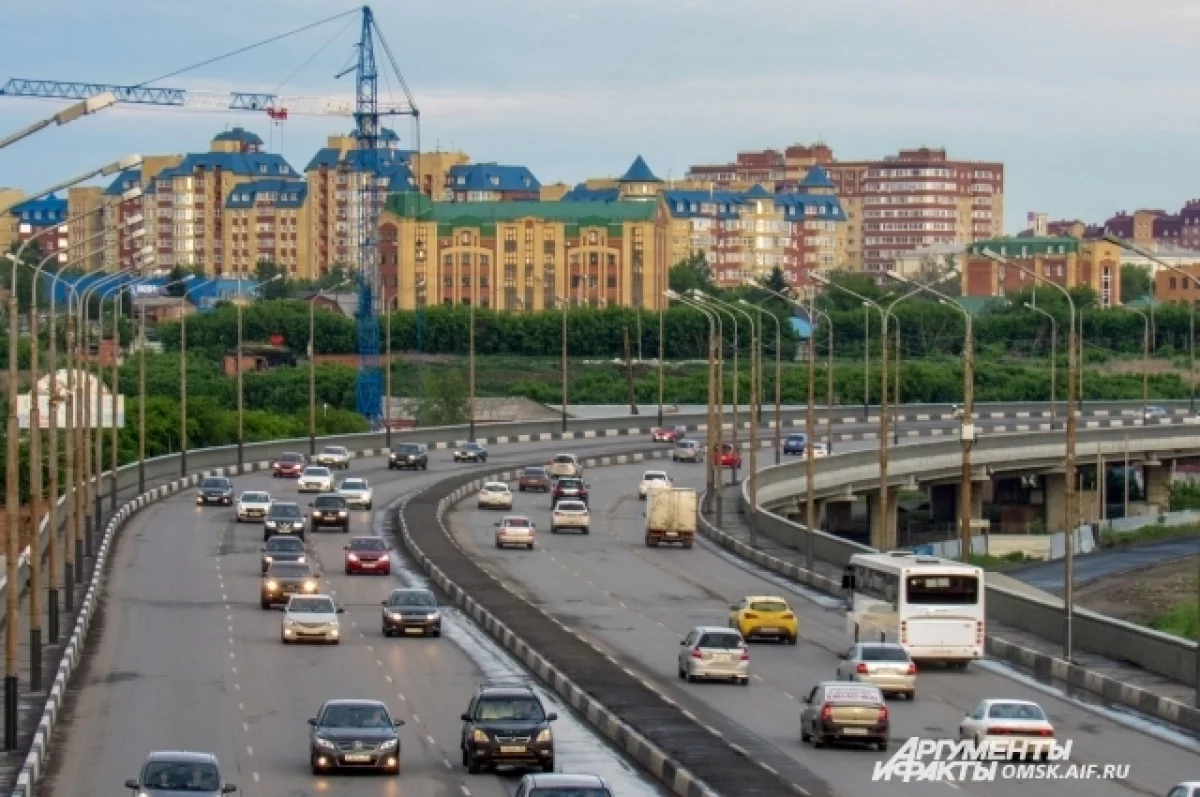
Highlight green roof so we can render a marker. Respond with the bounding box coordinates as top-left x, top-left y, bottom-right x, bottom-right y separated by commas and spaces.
954, 296, 1001, 316
1123, 295, 1162, 309
385, 194, 657, 225
968, 237, 1079, 257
